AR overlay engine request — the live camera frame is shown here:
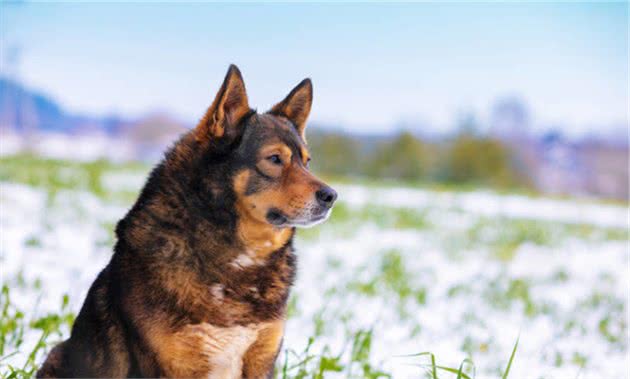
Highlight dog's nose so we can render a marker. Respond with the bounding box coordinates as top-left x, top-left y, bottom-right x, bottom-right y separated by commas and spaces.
315, 186, 338, 208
